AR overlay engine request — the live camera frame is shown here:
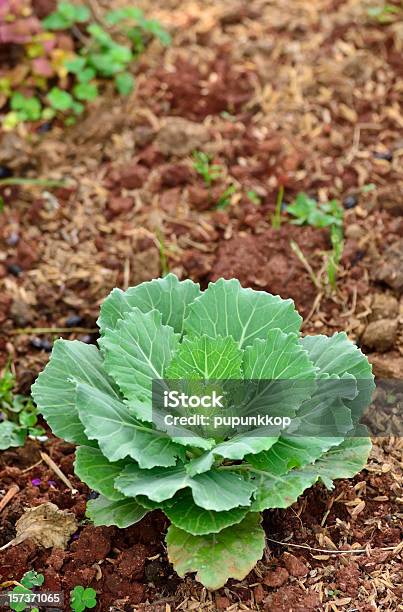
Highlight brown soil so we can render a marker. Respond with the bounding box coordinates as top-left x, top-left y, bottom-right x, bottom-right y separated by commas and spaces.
1, 0, 402, 609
